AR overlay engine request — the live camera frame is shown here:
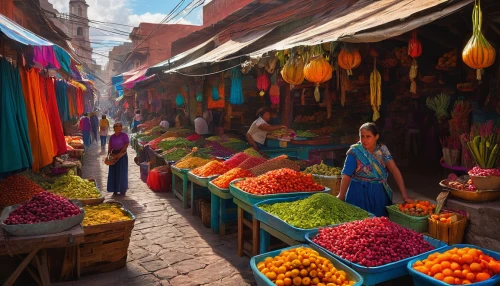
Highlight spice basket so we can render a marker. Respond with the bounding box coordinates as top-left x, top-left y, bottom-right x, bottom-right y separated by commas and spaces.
79, 202, 135, 276
407, 244, 500, 286
78, 179, 105, 205
386, 205, 429, 233
470, 175, 500, 190
229, 179, 330, 206
312, 174, 341, 196
250, 244, 364, 286
305, 230, 447, 286
253, 196, 372, 241
428, 213, 467, 245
